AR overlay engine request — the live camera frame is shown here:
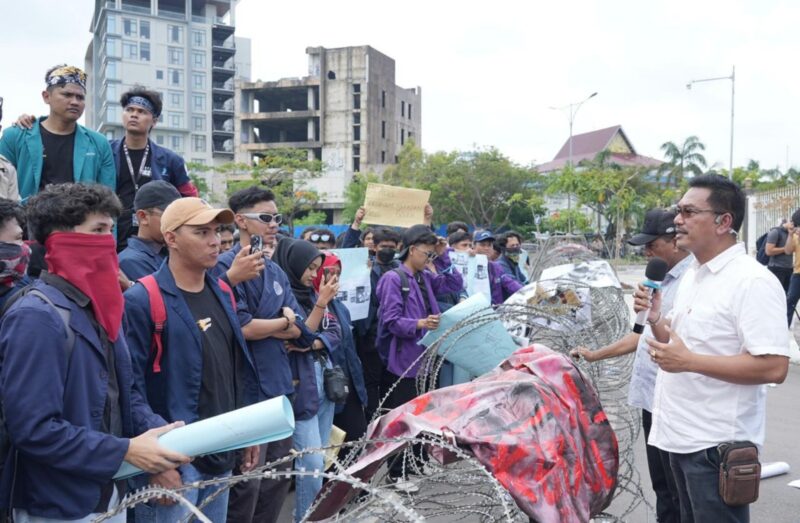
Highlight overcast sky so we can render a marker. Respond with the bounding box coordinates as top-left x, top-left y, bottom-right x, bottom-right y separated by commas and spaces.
2, 0, 799, 171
